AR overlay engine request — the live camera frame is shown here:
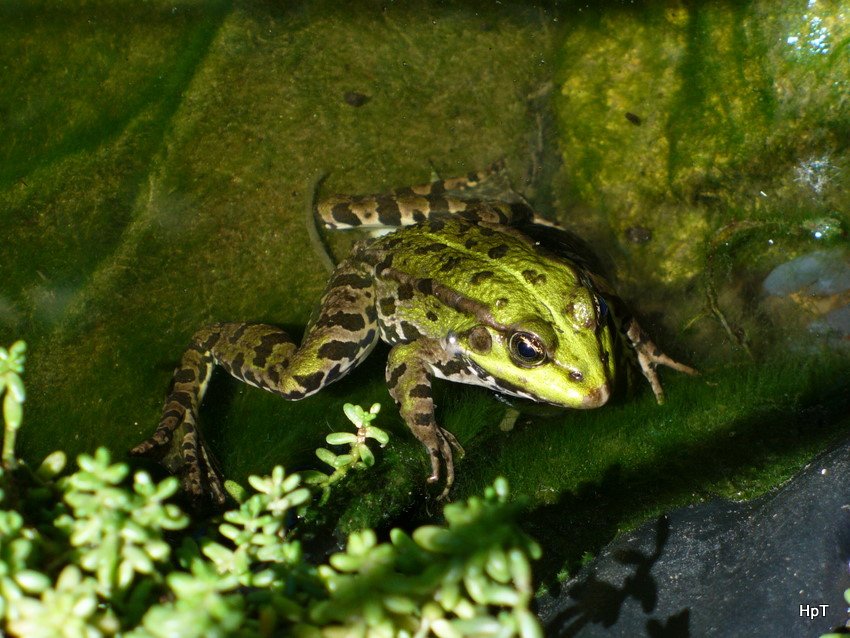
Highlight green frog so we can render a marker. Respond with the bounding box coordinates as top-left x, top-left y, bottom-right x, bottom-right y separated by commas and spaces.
132, 162, 697, 504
